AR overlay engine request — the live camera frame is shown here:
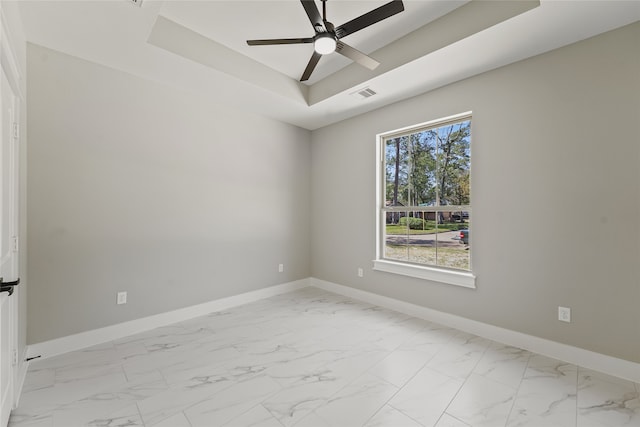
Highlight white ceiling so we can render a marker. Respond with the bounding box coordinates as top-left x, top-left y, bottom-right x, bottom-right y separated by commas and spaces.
16, 0, 640, 130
